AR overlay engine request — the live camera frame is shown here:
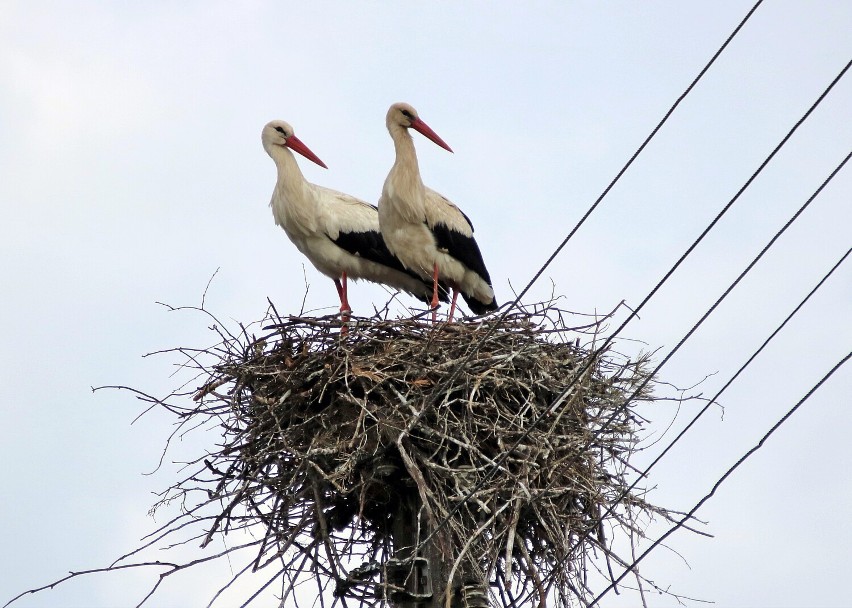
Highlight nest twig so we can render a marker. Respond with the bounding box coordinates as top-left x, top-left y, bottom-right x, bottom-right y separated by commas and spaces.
4, 299, 699, 608
111, 298, 684, 607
